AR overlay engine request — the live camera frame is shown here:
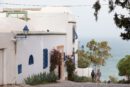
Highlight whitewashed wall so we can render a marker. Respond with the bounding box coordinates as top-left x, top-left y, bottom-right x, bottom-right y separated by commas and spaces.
16, 35, 66, 83
28, 9, 78, 60
0, 33, 16, 85
75, 68, 93, 77
27, 11, 76, 56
